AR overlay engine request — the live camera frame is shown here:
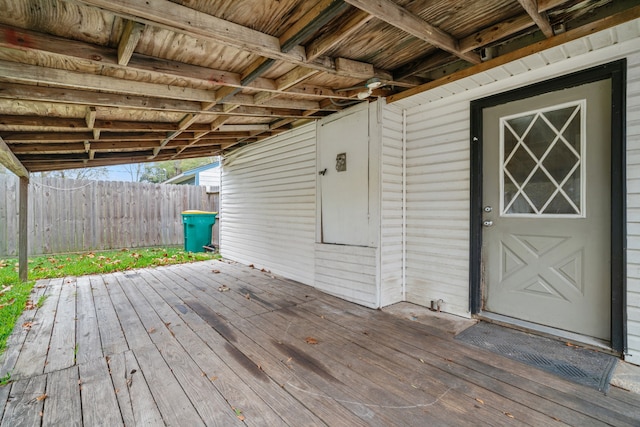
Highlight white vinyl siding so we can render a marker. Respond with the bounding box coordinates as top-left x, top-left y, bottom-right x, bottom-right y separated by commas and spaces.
405, 101, 471, 317
314, 243, 378, 308
380, 102, 405, 306
626, 51, 640, 365
220, 123, 316, 285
